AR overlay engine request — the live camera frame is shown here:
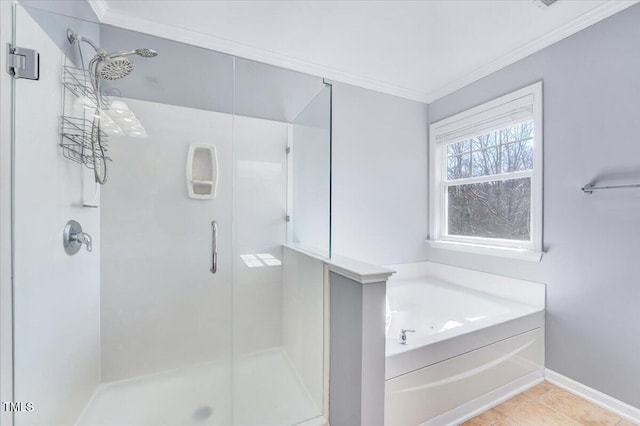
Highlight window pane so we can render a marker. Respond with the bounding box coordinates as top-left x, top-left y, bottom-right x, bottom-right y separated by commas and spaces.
471, 133, 497, 150
447, 153, 471, 180
504, 122, 534, 143
472, 147, 499, 177
502, 139, 533, 173
447, 178, 531, 240
447, 140, 470, 156
445, 120, 534, 181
